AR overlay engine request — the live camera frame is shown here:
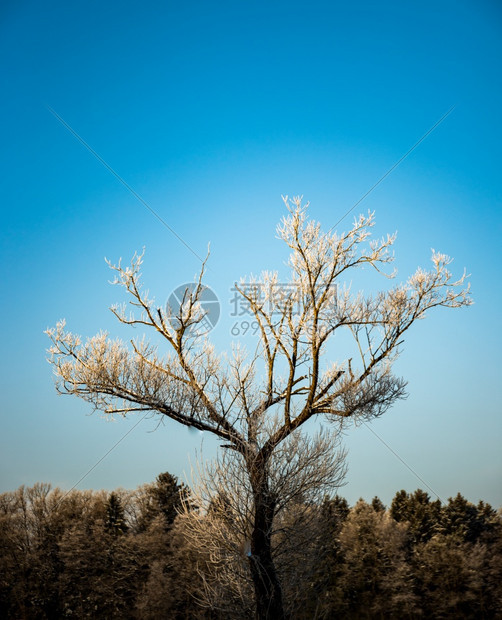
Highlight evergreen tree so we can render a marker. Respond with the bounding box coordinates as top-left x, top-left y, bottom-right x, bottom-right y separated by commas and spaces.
440, 493, 500, 544
105, 492, 129, 536
302, 496, 351, 618
390, 489, 442, 544
137, 472, 190, 532
59, 520, 145, 618
371, 496, 386, 512
338, 500, 418, 618
413, 534, 488, 618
